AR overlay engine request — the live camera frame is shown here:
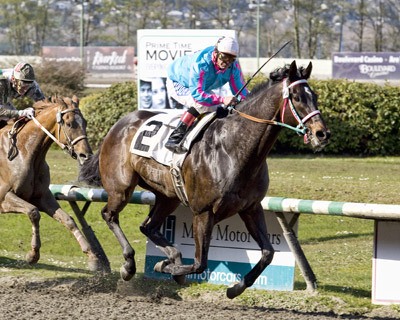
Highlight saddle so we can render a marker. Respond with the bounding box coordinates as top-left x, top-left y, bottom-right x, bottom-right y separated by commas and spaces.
130, 111, 217, 206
